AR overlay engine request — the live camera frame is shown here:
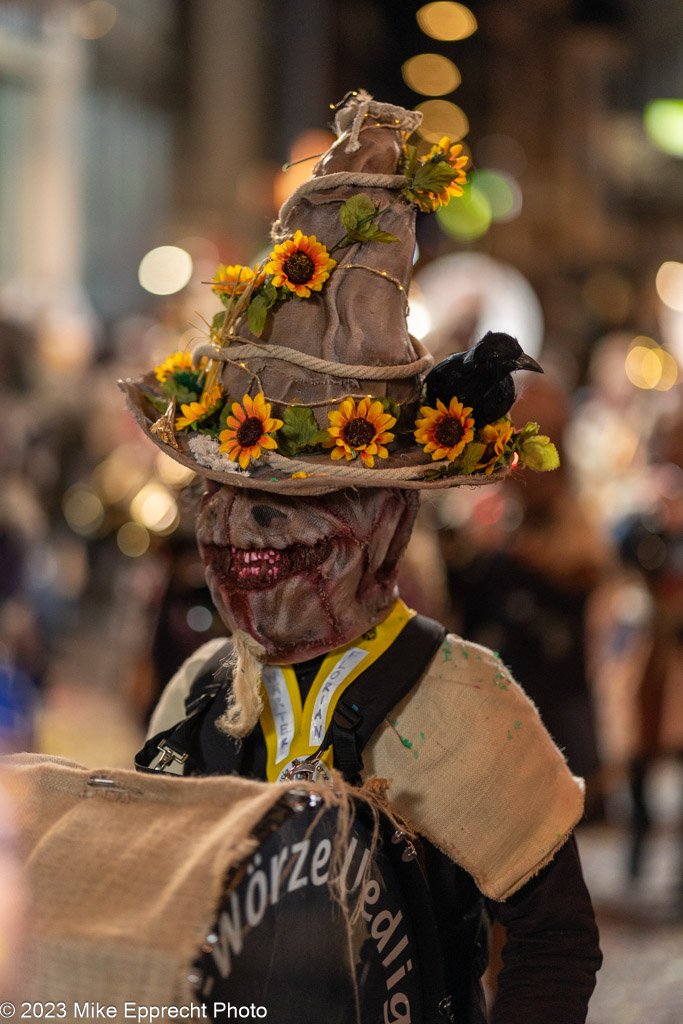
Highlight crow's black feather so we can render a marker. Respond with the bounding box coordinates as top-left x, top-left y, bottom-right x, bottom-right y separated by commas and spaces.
423, 331, 543, 426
